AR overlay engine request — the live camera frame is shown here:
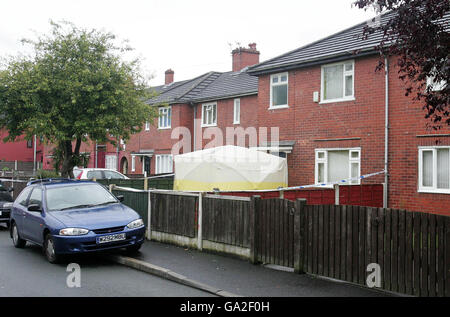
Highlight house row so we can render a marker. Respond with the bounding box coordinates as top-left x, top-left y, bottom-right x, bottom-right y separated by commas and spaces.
2, 11, 449, 214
